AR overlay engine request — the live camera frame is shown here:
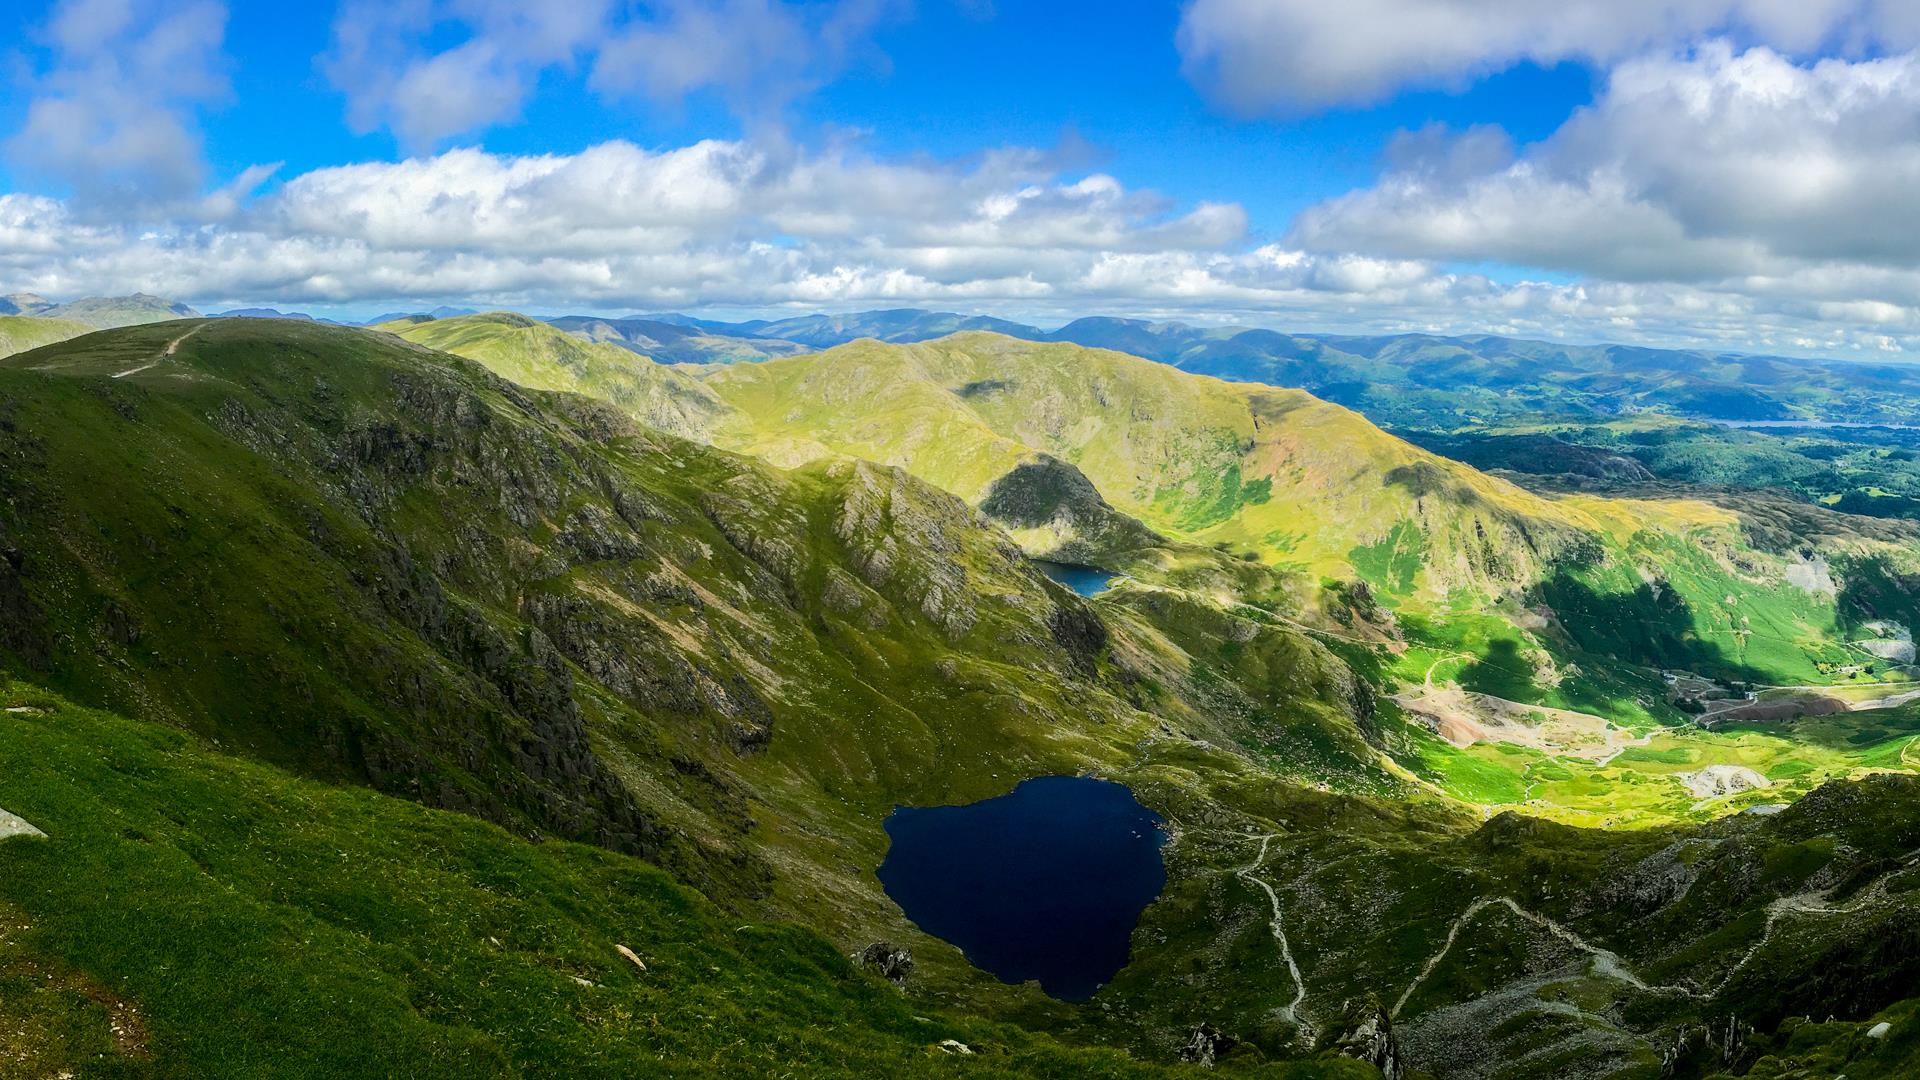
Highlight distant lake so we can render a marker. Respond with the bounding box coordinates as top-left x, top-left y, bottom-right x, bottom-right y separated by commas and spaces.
1711, 418, 1920, 431
1035, 561, 1118, 597
876, 775, 1167, 1001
